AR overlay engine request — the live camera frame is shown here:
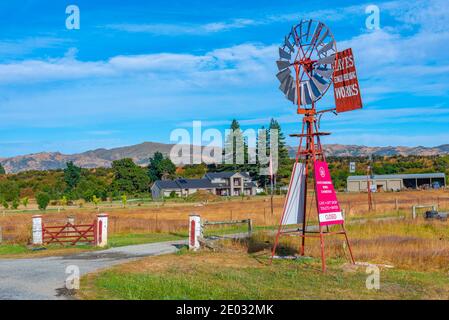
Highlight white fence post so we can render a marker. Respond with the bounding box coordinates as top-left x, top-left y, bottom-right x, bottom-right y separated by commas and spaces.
189, 214, 202, 251
96, 214, 109, 247
32, 215, 43, 245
